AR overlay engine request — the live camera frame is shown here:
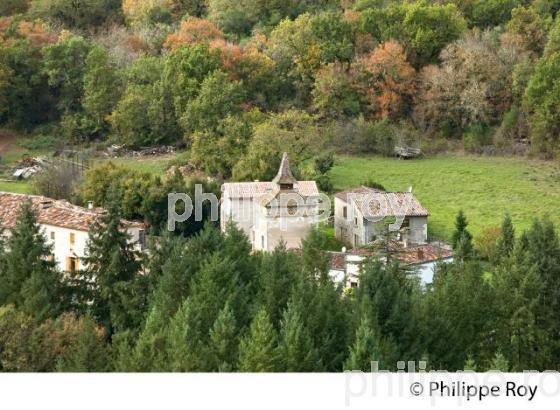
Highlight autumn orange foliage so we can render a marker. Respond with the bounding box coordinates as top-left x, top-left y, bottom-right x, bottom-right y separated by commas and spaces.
164, 17, 224, 51
0, 17, 57, 47
165, 17, 272, 81
358, 41, 416, 119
